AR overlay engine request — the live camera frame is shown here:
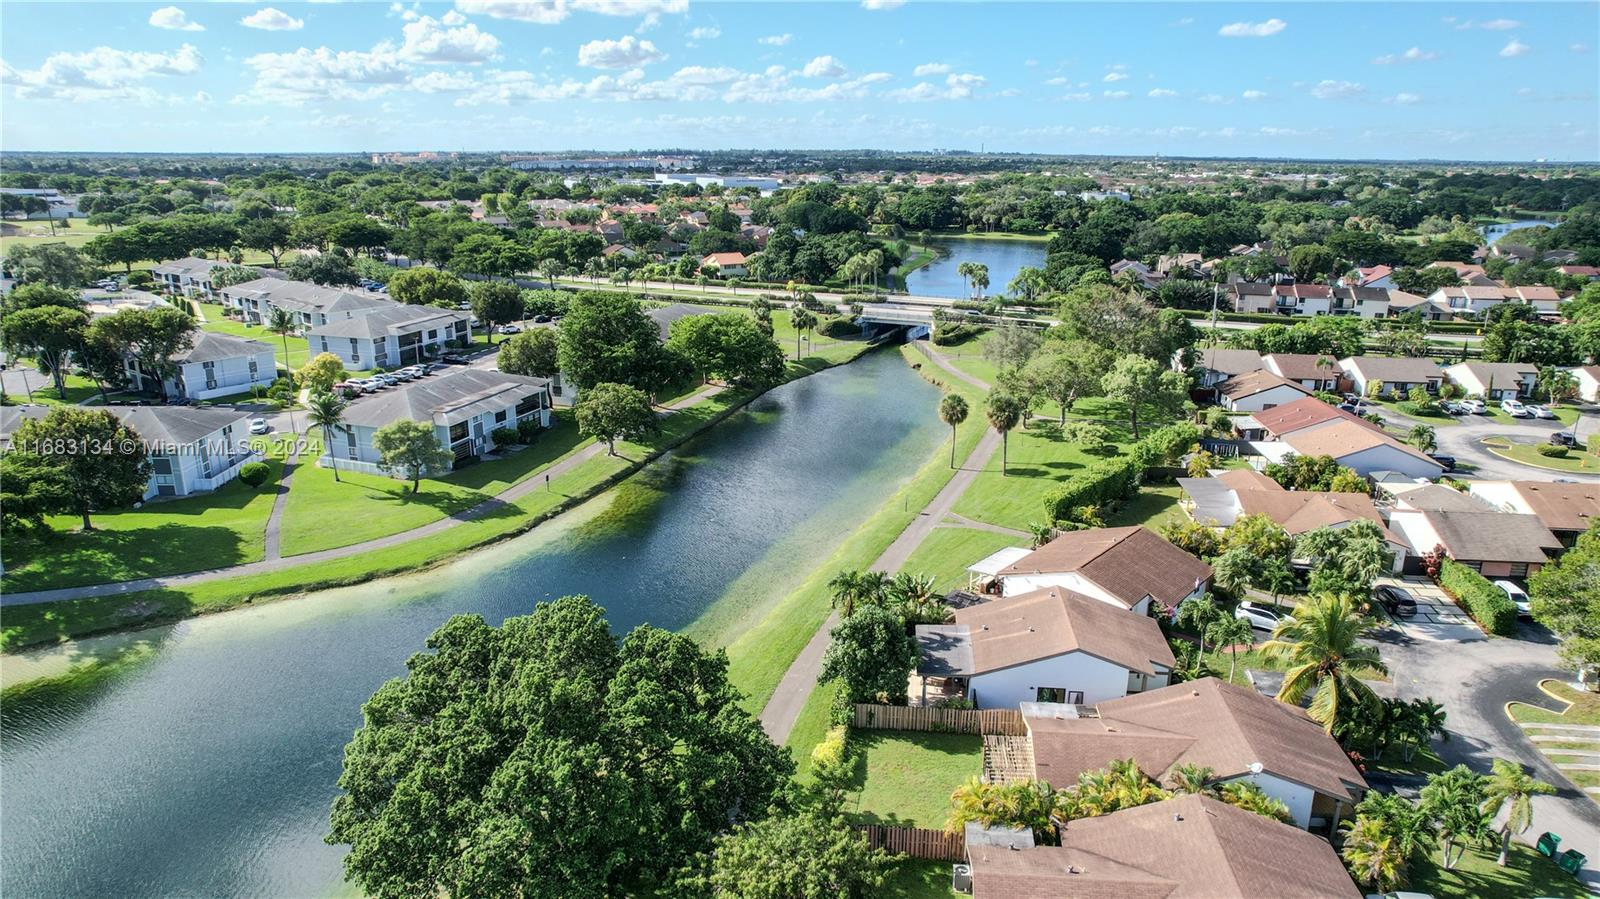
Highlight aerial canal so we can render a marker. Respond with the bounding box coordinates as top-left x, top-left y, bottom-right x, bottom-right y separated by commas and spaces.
905, 234, 1048, 299
0, 350, 944, 898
